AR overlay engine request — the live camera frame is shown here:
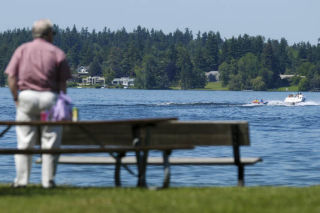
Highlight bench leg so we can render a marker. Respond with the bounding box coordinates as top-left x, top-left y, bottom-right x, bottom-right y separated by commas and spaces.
162, 151, 171, 188
237, 165, 244, 186
136, 150, 148, 187
115, 153, 124, 187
